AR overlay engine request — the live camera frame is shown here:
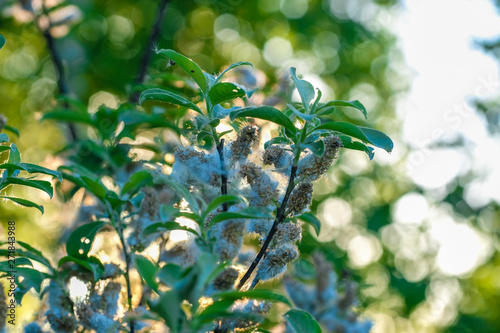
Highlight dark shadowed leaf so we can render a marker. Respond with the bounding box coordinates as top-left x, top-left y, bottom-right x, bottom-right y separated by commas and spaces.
317, 100, 367, 119
1, 178, 53, 198
297, 213, 321, 236
358, 126, 394, 153
339, 135, 374, 160
135, 255, 159, 291
121, 170, 153, 196
66, 221, 108, 259
230, 106, 297, 136
208, 82, 246, 106
157, 49, 207, 93
0, 196, 44, 214
42, 110, 94, 125
143, 222, 200, 237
